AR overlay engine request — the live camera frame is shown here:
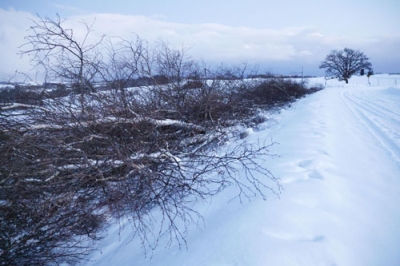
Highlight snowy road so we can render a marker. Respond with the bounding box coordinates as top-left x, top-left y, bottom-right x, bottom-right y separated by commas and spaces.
84, 75, 400, 266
